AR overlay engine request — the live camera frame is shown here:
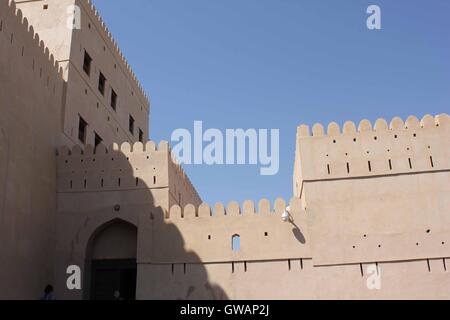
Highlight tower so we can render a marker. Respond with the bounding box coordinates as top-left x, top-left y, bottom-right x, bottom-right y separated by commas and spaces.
15, 0, 150, 148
